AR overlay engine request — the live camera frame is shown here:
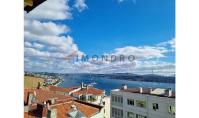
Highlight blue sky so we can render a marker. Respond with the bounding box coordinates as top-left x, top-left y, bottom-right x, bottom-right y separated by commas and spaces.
24, 0, 175, 75
66, 0, 175, 56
